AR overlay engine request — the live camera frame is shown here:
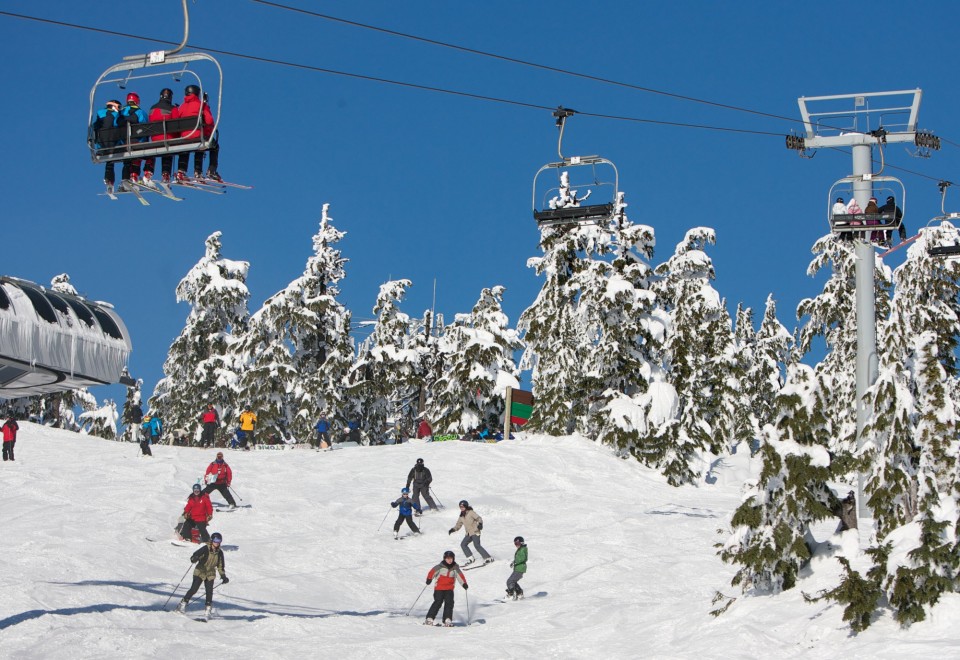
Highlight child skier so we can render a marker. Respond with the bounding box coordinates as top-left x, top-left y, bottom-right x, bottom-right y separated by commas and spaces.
391, 487, 422, 539
175, 532, 229, 619
179, 483, 213, 543
506, 536, 528, 600
448, 500, 492, 565
424, 550, 468, 626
